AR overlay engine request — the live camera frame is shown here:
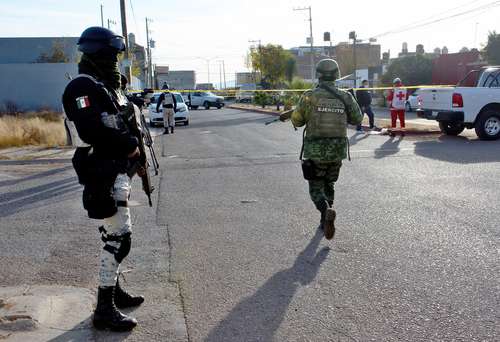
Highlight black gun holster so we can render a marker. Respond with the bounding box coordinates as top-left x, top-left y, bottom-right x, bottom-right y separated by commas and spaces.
72, 147, 119, 219
301, 159, 320, 181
